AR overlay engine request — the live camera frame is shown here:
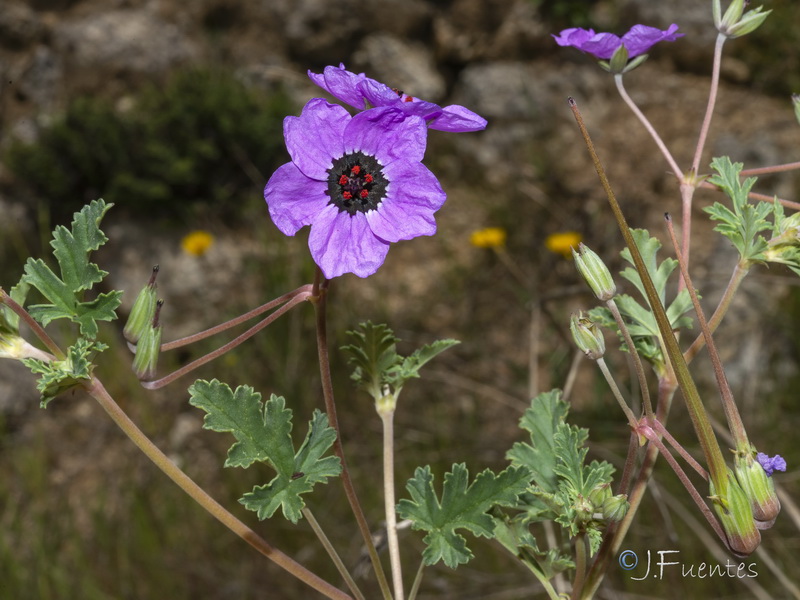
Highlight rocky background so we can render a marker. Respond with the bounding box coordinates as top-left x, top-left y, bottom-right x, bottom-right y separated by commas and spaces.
0, 1, 799, 599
